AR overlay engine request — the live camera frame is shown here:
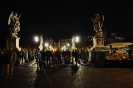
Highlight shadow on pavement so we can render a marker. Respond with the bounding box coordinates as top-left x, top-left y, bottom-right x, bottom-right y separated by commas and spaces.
46, 65, 67, 73
34, 68, 50, 88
